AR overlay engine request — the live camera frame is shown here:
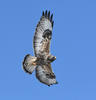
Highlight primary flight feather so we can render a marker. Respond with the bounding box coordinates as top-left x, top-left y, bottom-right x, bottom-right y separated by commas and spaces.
22, 10, 58, 86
